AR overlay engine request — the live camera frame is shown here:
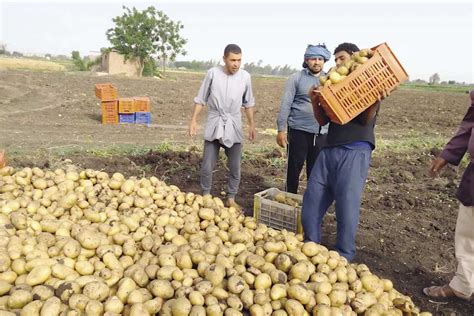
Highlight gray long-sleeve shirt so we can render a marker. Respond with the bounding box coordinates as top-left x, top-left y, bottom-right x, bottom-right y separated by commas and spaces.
277, 69, 328, 134
194, 66, 255, 148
